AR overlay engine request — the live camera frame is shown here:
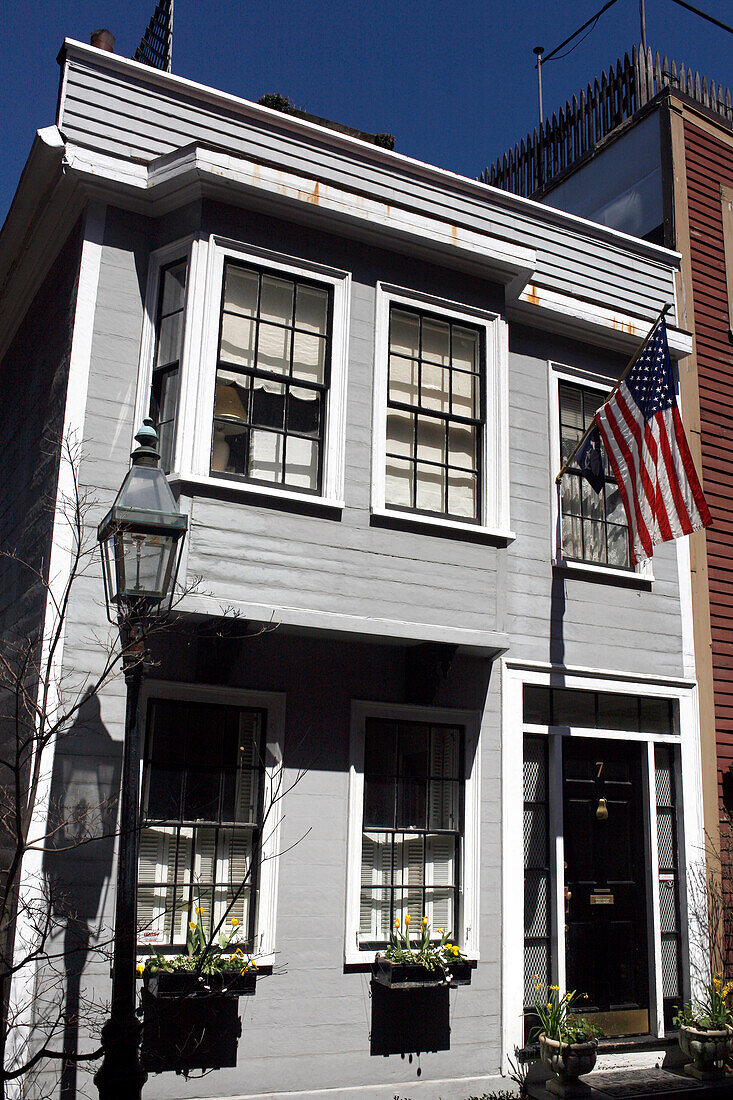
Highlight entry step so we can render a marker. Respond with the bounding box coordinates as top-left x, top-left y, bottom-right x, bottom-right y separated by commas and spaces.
529, 1067, 733, 1100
